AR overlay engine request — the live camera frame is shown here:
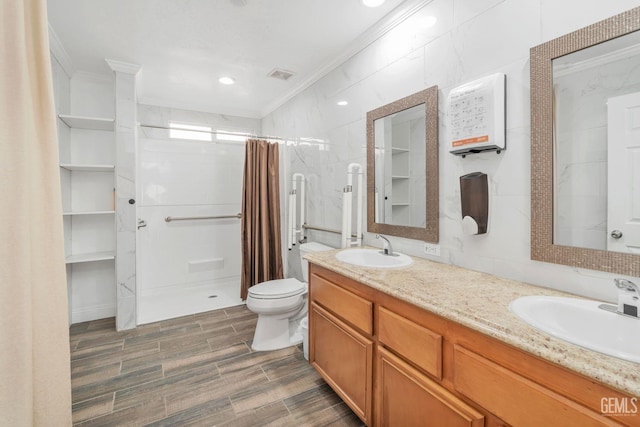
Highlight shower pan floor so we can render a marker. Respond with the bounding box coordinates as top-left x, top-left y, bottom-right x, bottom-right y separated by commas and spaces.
138, 280, 244, 325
